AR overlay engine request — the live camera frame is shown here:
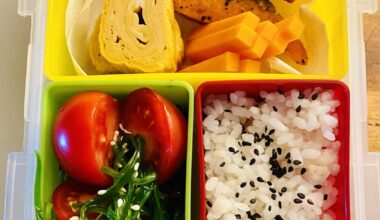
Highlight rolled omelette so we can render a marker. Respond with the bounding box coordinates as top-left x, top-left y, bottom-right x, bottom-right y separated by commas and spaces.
90, 17, 117, 74
96, 0, 184, 73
